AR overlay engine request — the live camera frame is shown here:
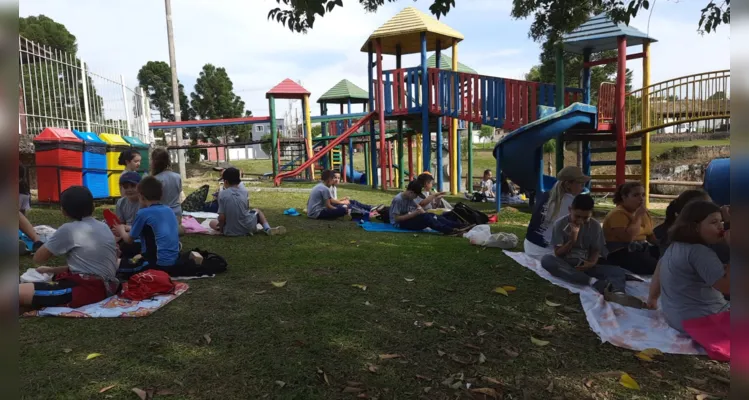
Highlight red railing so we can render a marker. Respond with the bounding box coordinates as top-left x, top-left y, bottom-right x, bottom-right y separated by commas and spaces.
598, 82, 616, 129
